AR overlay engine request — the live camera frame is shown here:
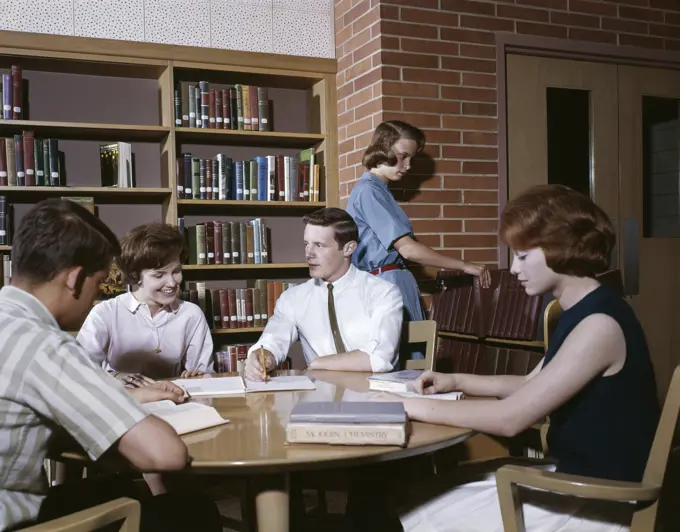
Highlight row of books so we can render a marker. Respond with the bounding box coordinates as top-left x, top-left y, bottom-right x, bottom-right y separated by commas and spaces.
431, 270, 542, 341
1, 65, 23, 120
0, 255, 10, 287
179, 280, 294, 330
0, 196, 10, 245
0, 134, 62, 187
100, 142, 134, 188
174, 82, 271, 132
213, 345, 292, 373
435, 338, 543, 376
176, 149, 322, 202
181, 218, 270, 266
